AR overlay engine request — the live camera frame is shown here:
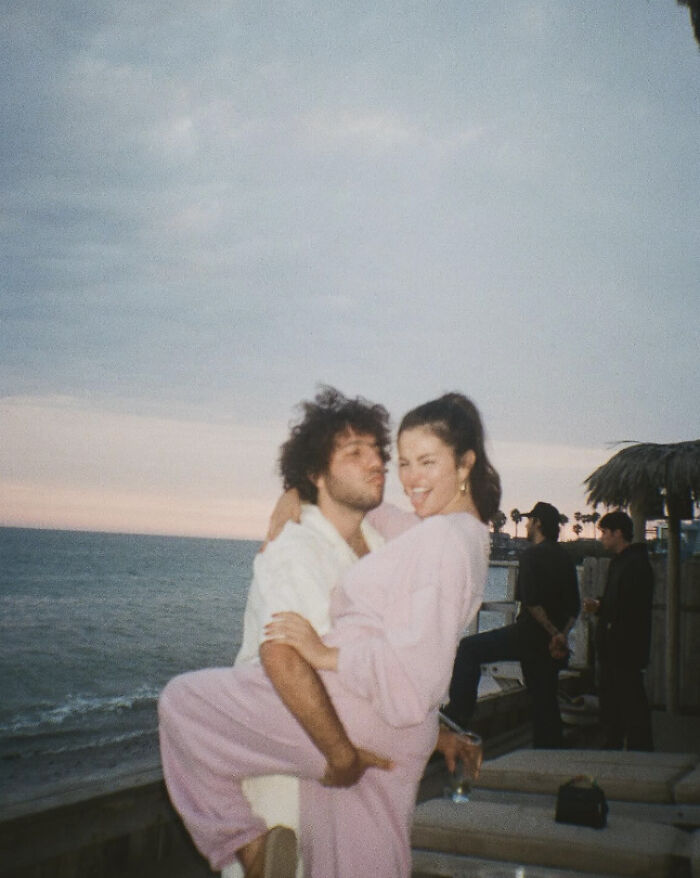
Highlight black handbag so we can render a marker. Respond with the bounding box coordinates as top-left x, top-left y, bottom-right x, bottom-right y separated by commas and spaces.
555, 774, 608, 829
